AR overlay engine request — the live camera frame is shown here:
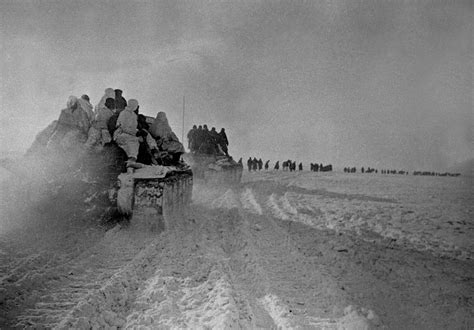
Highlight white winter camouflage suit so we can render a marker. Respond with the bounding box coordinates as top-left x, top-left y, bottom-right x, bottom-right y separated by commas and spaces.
113, 99, 140, 159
